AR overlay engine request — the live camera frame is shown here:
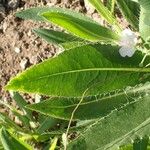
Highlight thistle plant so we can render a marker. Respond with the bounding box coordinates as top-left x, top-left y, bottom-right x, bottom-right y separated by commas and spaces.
1, 0, 150, 149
